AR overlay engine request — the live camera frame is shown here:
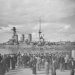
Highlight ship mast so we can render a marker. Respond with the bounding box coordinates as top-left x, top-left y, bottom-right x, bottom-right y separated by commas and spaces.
38, 18, 42, 42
